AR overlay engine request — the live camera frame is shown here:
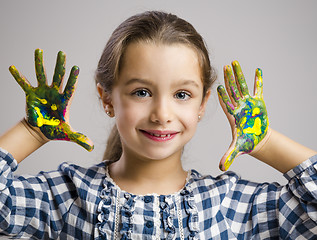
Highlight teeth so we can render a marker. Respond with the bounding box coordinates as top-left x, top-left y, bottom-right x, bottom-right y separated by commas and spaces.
150, 133, 171, 137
